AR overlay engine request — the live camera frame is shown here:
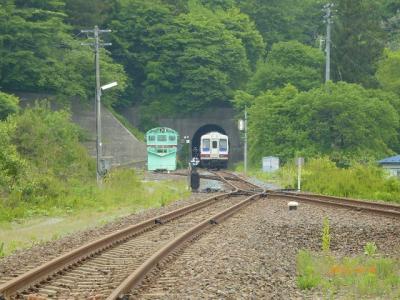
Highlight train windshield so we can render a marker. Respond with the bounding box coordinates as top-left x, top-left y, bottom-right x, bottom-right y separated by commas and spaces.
147, 135, 155, 142
202, 139, 210, 150
220, 139, 227, 151
157, 135, 167, 142
169, 135, 176, 142
212, 141, 218, 149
